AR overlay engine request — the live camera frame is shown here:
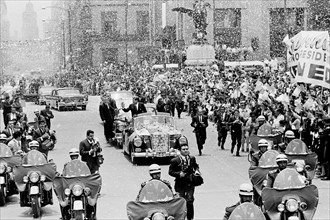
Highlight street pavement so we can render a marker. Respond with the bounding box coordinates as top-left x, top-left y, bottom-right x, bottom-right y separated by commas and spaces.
0, 96, 329, 220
